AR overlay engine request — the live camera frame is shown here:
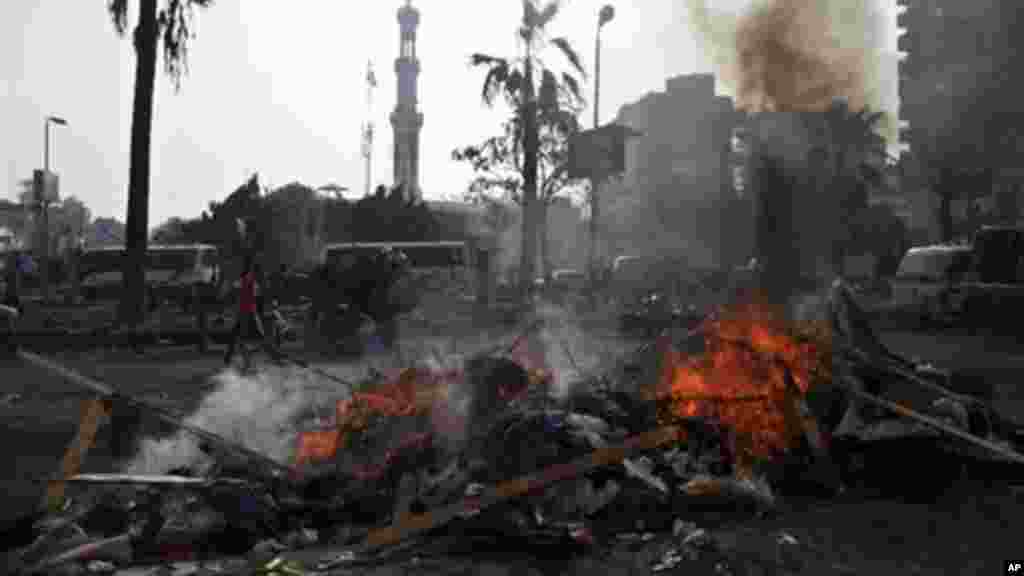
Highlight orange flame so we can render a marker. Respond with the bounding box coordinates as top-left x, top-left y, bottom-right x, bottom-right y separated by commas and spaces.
293, 366, 459, 467
659, 299, 829, 459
